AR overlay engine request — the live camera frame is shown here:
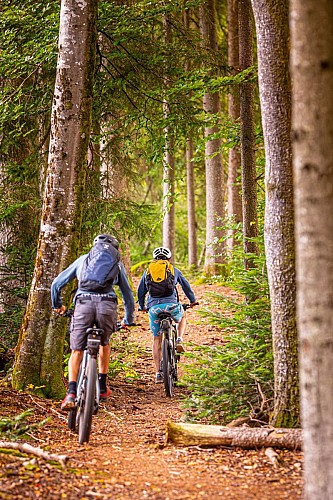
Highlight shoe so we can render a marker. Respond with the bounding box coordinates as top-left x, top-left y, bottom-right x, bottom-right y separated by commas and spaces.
100, 387, 112, 401
61, 392, 76, 411
155, 372, 163, 384
176, 338, 185, 353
